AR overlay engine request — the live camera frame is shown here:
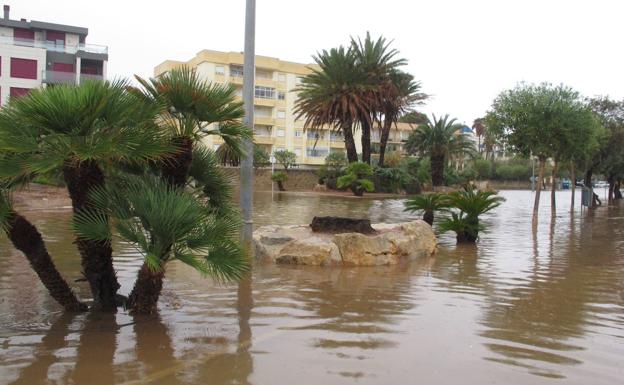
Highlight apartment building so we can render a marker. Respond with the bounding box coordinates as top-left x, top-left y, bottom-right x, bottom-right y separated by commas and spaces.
0, 5, 108, 105
155, 49, 417, 167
